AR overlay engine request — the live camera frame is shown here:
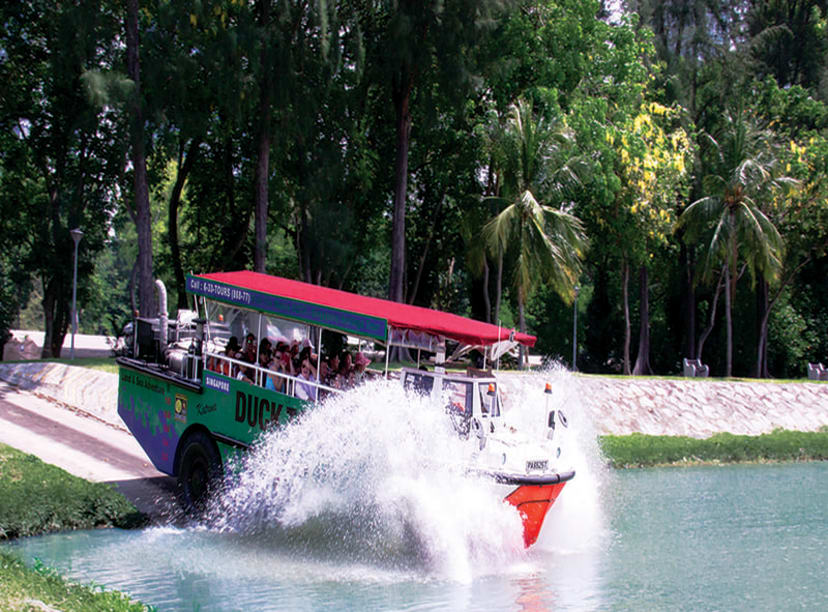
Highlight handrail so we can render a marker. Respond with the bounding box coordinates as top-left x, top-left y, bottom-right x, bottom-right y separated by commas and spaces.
204, 350, 341, 398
